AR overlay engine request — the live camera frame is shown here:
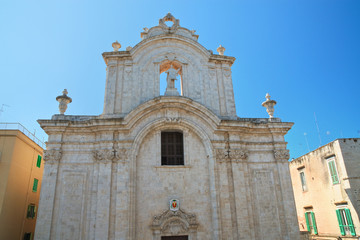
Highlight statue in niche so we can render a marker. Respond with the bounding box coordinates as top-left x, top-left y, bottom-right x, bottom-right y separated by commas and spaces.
164, 65, 180, 96
165, 65, 179, 88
